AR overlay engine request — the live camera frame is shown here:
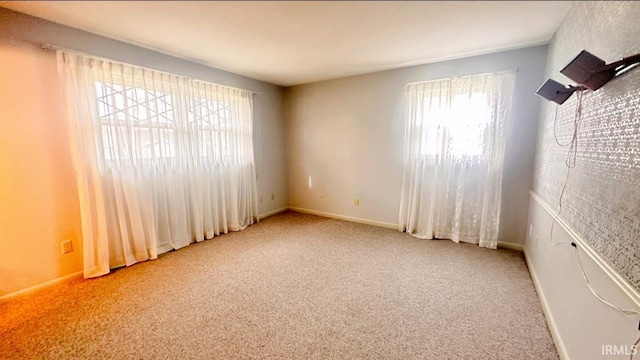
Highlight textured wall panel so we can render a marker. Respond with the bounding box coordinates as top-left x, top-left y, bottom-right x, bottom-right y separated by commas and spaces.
533, 2, 640, 291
